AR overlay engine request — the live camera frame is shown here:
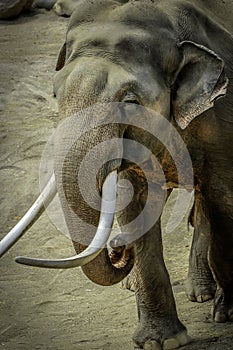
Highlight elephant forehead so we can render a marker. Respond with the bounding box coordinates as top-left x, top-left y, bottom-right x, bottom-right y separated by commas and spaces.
68, 0, 174, 33
66, 24, 155, 64
66, 2, 178, 67
56, 56, 165, 109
